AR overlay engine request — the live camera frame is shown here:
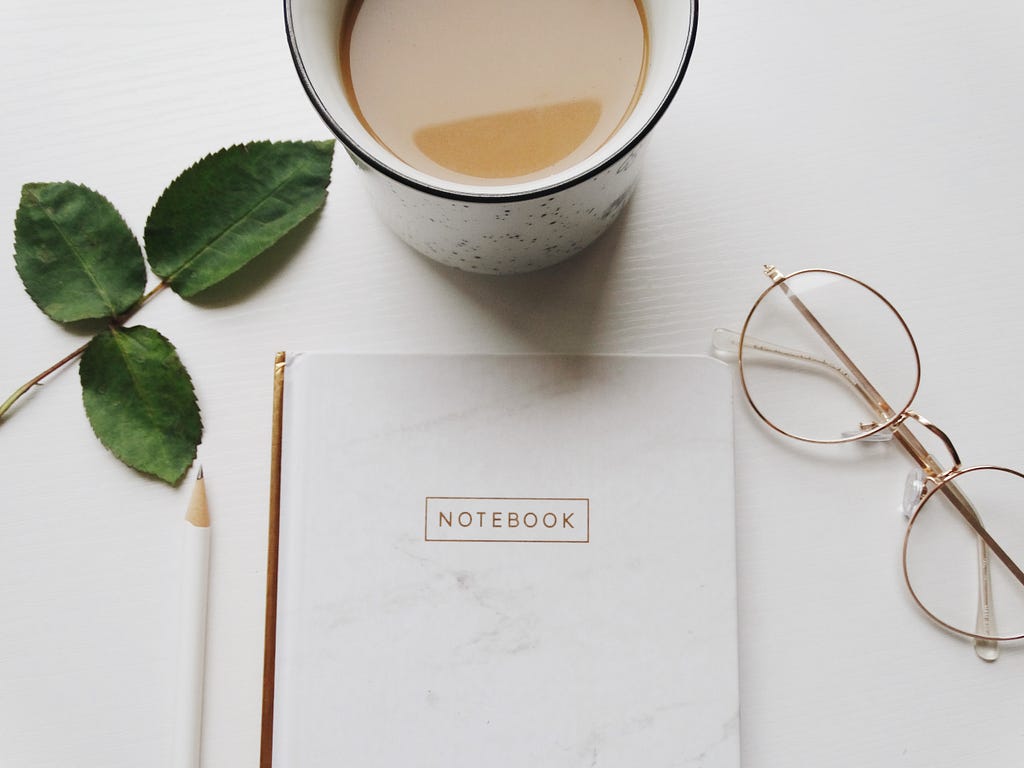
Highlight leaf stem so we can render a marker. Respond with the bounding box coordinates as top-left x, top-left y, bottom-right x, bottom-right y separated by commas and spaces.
118, 280, 167, 319
0, 281, 169, 422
